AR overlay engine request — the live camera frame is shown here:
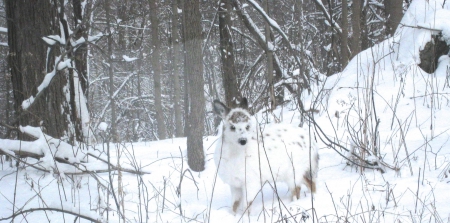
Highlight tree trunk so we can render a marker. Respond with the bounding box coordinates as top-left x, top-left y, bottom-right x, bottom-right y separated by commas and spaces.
105, 0, 118, 142
183, 0, 205, 172
264, 0, 276, 109
219, 0, 240, 106
340, 0, 349, 68
149, 0, 167, 140
67, 0, 90, 143
5, 0, 89, 143
360, 5, 370, 50
384, 0, 403, 36
172, 0, 184, 137
351, 0, 361, 57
